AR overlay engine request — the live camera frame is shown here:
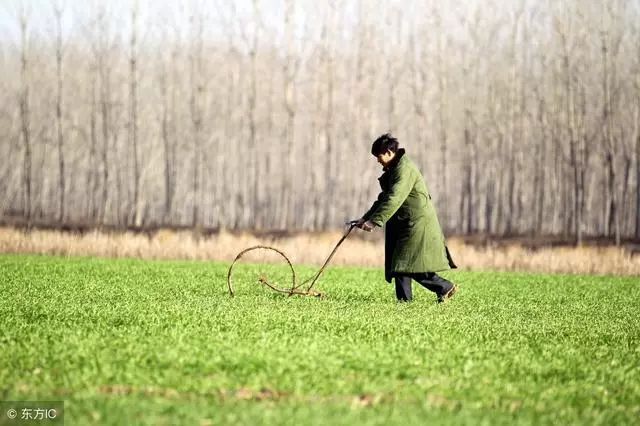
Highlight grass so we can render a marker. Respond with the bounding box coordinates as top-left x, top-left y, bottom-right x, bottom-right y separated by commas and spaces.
1, 253, 639, 425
